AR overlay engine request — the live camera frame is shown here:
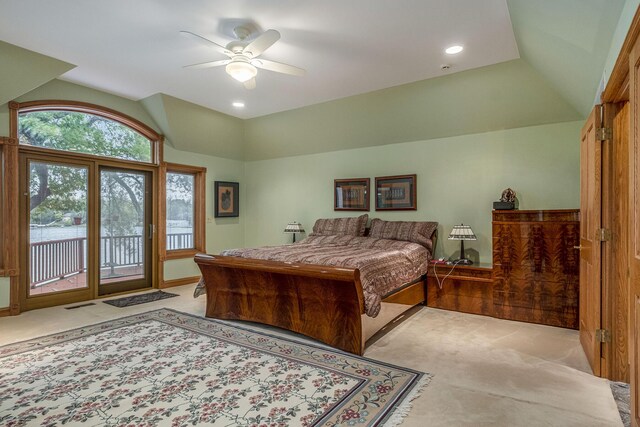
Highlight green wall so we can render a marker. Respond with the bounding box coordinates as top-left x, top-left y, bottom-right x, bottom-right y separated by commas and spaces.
507, 0, 625, 117
243, 59, 581, 161
143, 94, 244, 160
244, 121, 582, 264
0, 40, 74, 105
